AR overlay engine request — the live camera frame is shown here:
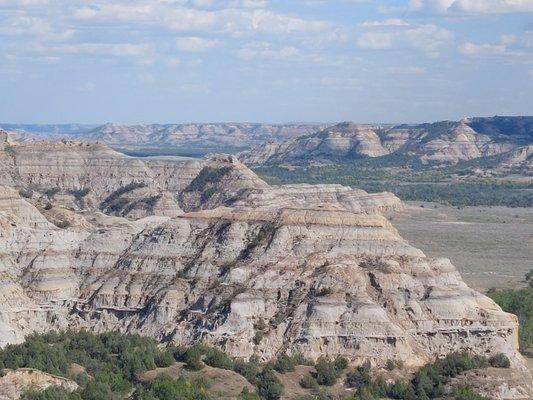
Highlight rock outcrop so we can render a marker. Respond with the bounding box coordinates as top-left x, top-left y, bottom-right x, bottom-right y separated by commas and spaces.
0, 139, 525, 372
0, 369, 78, 400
